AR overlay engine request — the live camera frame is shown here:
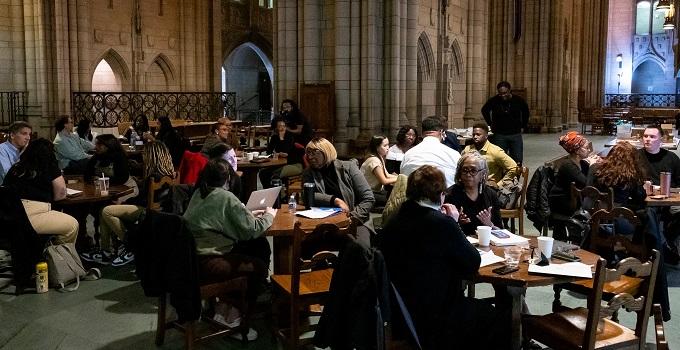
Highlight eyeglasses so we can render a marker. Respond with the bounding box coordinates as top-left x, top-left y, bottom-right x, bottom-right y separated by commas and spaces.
460, 167, 481, 176
305, 149, 323, 157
